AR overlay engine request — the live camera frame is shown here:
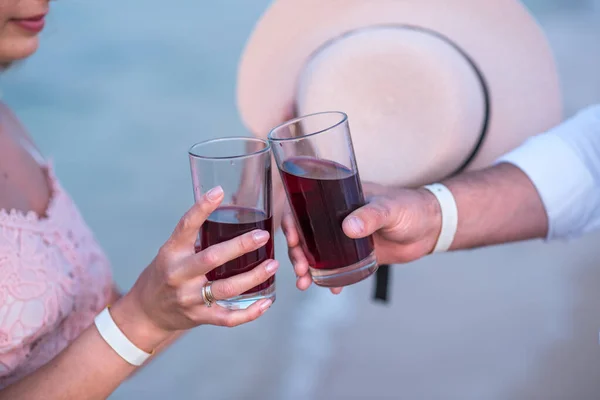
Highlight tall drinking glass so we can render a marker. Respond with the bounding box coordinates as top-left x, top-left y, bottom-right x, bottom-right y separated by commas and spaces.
269, 111, 378, 287
189, 137, 275, 310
